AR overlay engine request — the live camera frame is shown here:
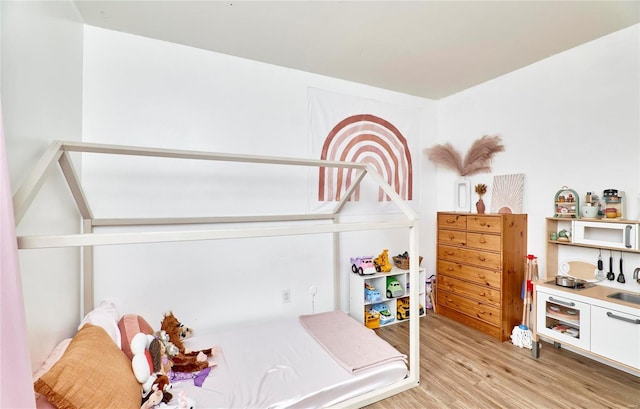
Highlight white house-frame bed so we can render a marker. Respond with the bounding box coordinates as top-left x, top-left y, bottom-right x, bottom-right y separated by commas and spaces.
14, 140, 421, 408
